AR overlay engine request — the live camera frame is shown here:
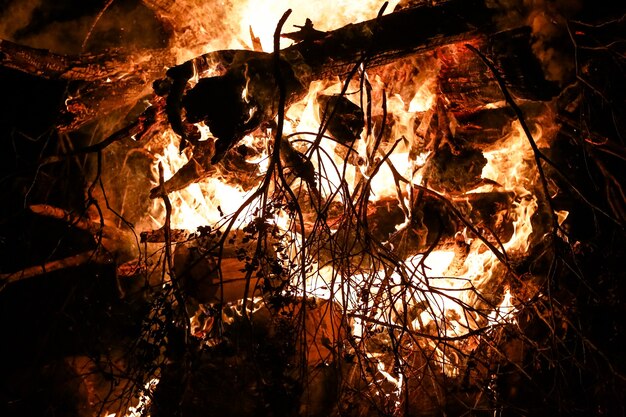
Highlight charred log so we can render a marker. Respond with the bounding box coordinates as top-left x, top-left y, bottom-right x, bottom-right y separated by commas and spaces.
423, 146, 488, 194
0, 39, 167, 82
453, 102, 549, 145
172, 229, 284, 304
389, 191, 515, 260
317, 94, 364, 144
438, 28, 560, 113
165, 0, 505, 162
149, 140, 262, 198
